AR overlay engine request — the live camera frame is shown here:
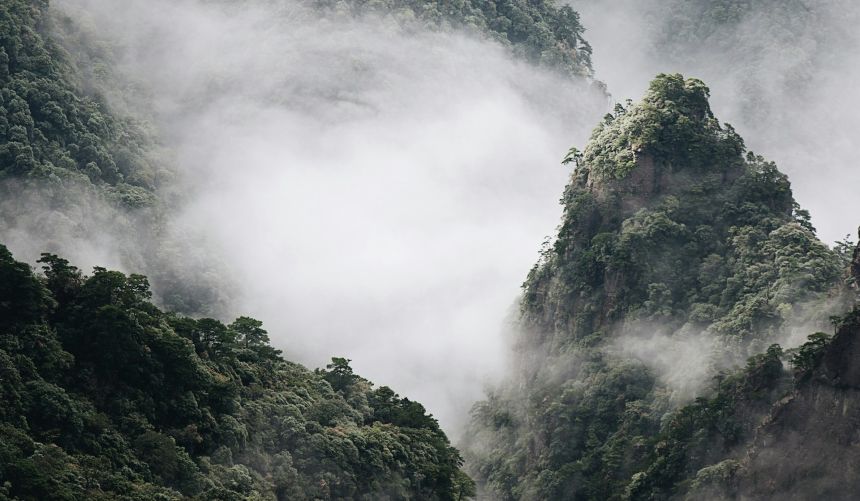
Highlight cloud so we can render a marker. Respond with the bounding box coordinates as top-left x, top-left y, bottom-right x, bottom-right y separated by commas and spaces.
51, 0, 608, 432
